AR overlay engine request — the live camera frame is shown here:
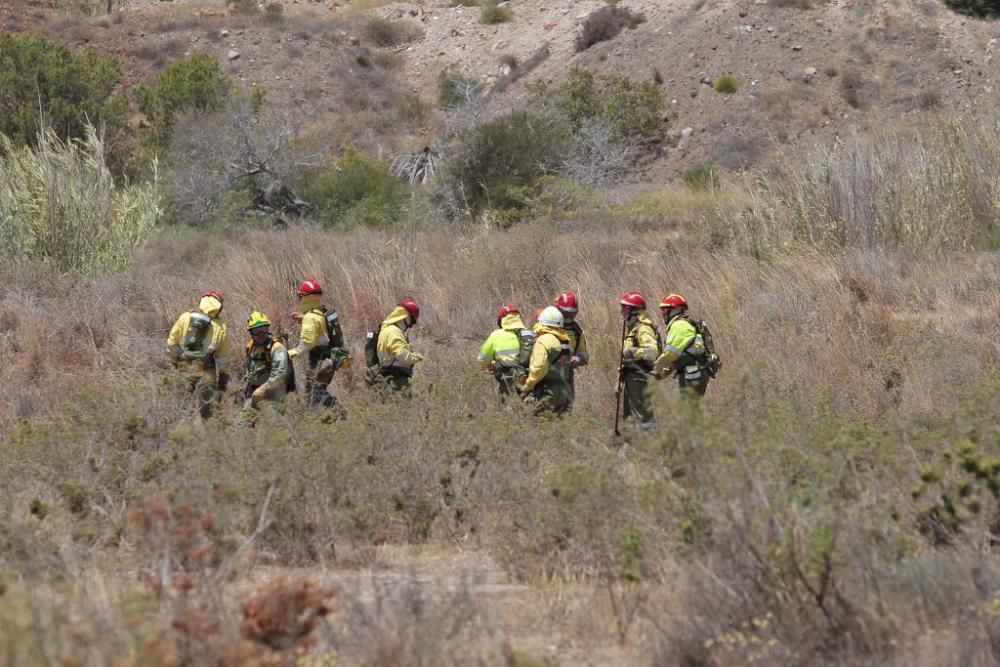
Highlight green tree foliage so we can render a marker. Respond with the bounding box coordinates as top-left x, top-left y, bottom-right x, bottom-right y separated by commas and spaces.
300, 147, 408, 228
942, 0, 1000, 17
529, 69, 664, 141
0, 34, 123, 148
443, 111, 573, 216
134, 53, 232, 156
